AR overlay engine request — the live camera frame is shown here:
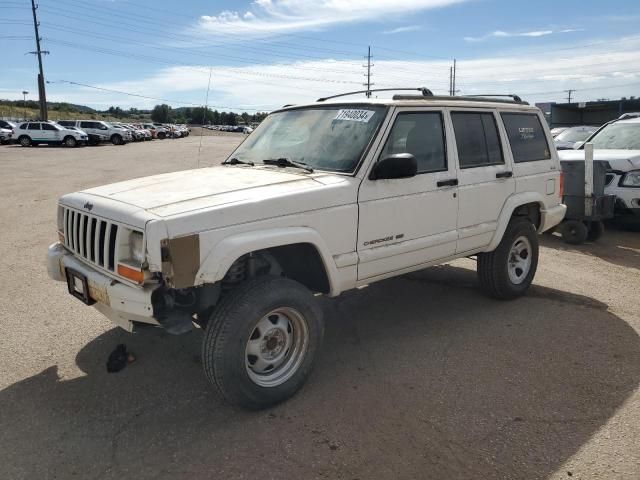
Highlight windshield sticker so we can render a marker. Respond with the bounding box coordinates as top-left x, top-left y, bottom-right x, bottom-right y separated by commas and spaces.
334, 109, 376, 122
